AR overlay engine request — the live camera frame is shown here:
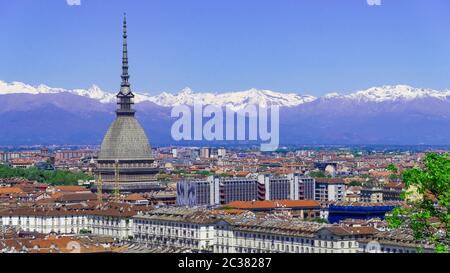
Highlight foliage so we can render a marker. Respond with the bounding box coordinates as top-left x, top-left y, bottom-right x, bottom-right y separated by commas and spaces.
218, 206, 234, 210
79, 229, 92, 234
309, 171, 326, 178
194, 171, 214, 176
386, 153, 450, 253
387, 163, 398, 173
0, 165, 93, 186
309, 218, 328, 224
387, 163, 400, 181
360, 174, 371, 179
348, 181, 362, 187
